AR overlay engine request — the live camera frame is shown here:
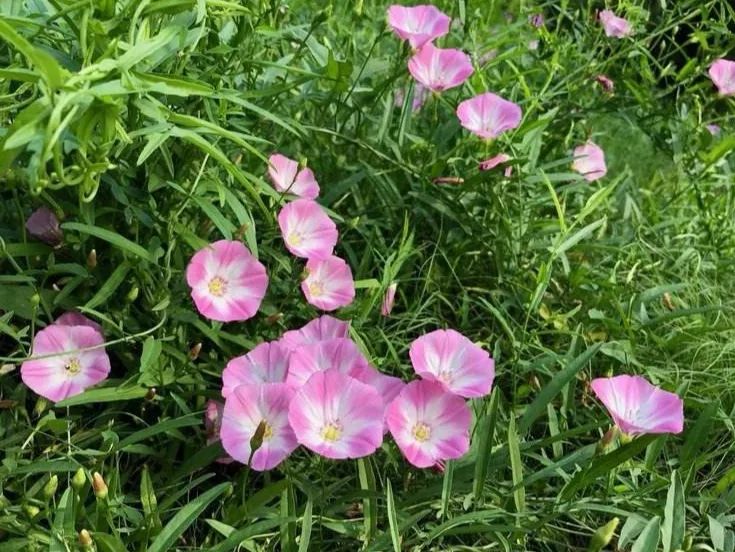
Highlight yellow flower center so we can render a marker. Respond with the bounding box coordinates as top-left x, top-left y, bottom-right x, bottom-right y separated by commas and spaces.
321, 422, 342, 442
262, 422, 273, 441
308, 280, 324, 297
207, 276, 227, 297
412, 422, 431, 443
64, 358, 81, 376
437, 370, 453, 384
288, 232, 303, 247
